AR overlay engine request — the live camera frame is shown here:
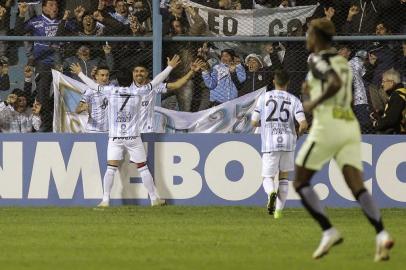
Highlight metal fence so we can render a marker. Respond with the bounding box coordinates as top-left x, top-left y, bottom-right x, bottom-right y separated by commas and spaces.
0, 0, 405, 134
